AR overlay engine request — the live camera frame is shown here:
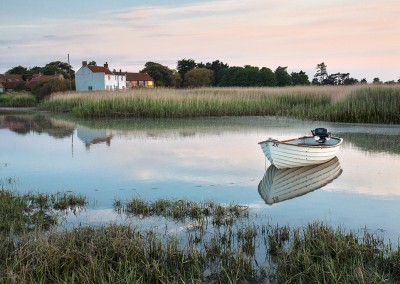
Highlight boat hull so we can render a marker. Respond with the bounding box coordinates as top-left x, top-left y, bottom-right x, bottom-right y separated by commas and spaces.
259, 136, 343, 169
